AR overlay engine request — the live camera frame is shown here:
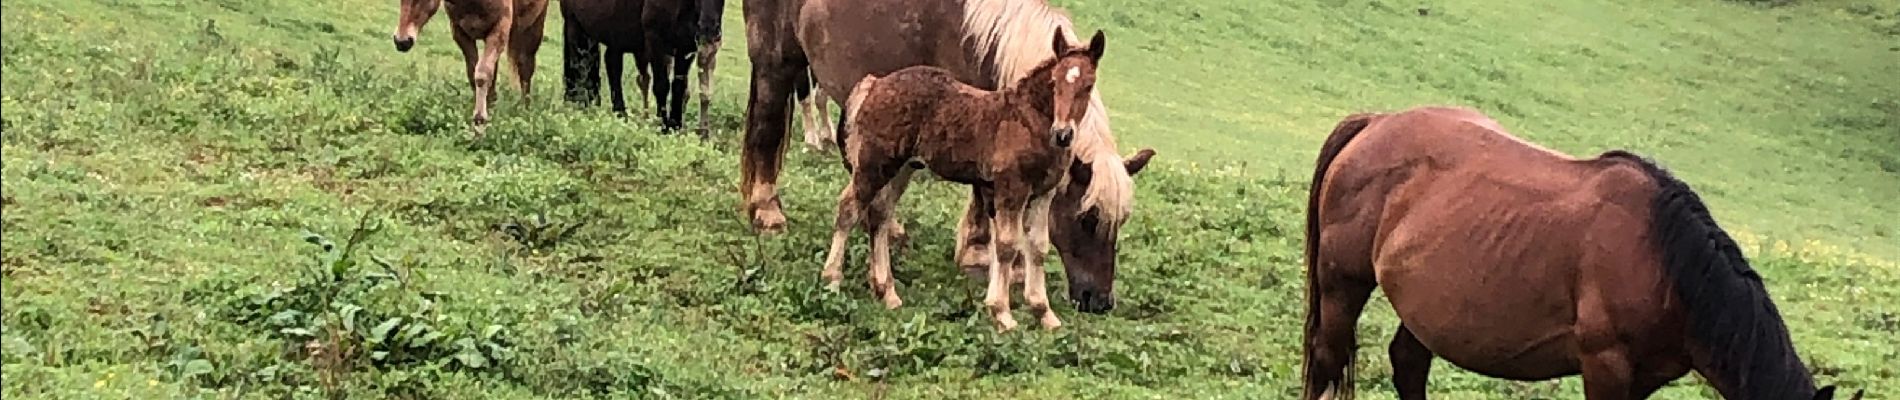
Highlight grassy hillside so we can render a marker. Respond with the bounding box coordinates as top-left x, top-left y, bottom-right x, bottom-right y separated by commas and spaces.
2, 0, 1896, 398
